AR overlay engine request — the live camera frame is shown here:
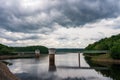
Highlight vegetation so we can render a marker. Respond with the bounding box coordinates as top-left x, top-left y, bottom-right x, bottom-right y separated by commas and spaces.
12, 46, 48, 54
85, 34, 120, 59
0, 44, 15, 55
0, 44, 48, 55
84, 55, 120, 80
